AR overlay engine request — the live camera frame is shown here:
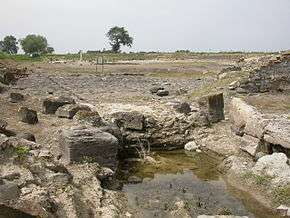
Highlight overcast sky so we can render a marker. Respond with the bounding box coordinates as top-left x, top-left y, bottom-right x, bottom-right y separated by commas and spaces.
1, 0, 290, 53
